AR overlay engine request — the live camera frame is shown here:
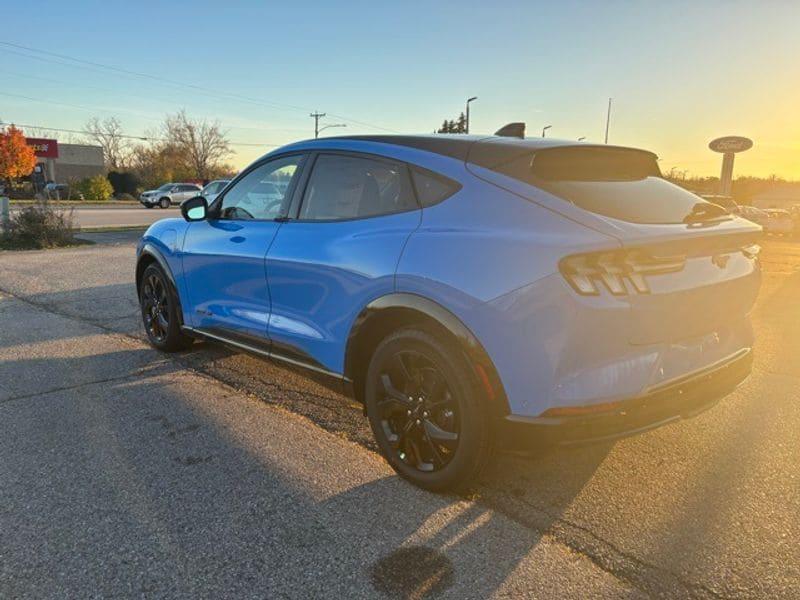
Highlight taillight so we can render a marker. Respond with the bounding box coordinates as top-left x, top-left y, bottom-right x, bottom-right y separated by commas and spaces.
559, 249, 686, 296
